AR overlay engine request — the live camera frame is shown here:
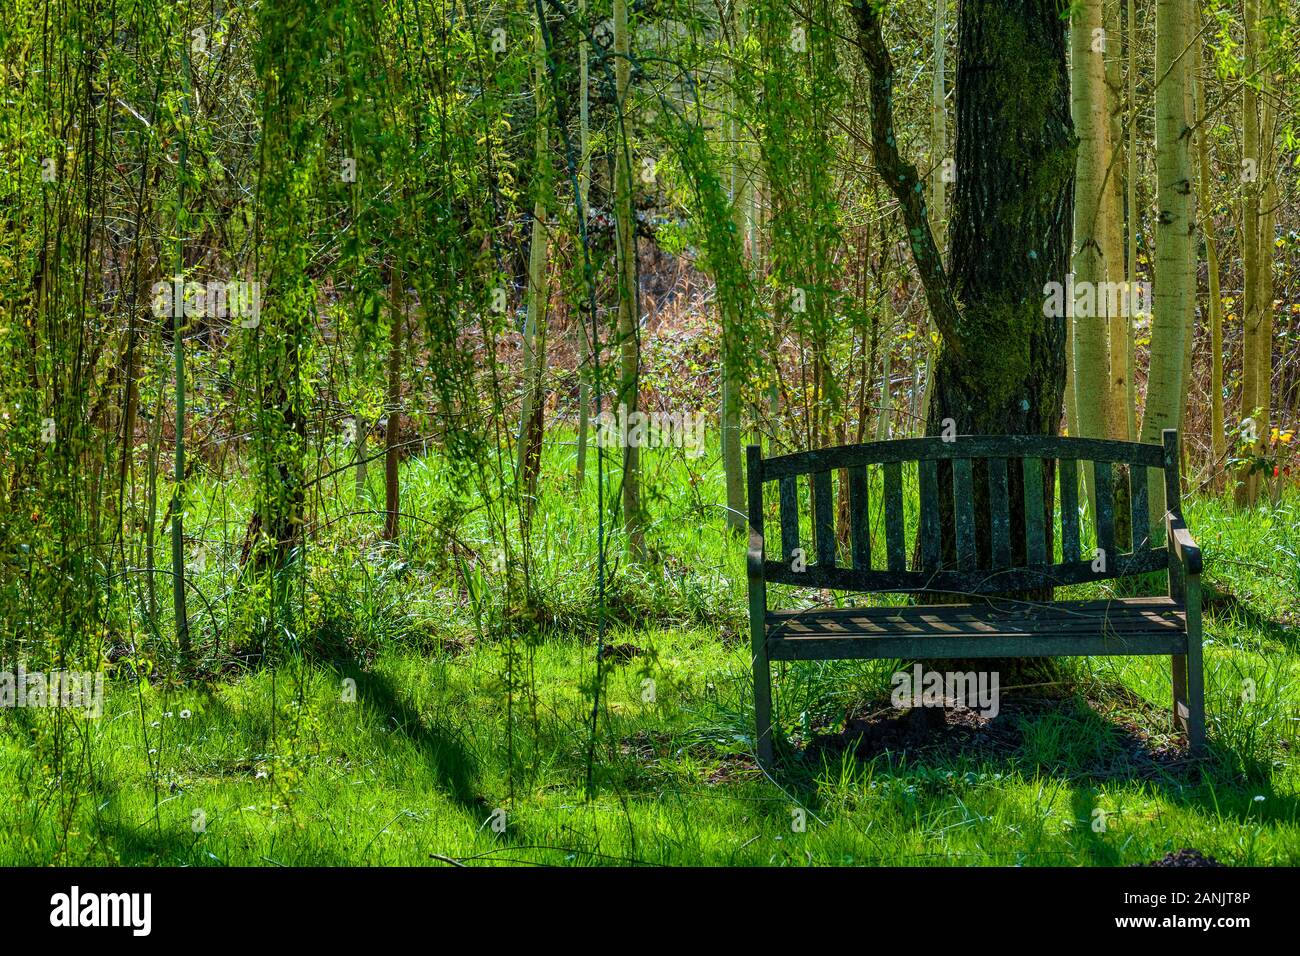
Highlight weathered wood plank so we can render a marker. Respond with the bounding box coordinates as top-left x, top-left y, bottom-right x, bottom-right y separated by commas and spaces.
848, 465, 870, 570
988, 458, 1011, 567
761, 435, 1164, 479
1094, 460, 1116, 562
813, 470, 835, 567
761, 546, 1171, 593
1023, 457, 1047, 564
745, 445, 764, 538
953, 458, 976, 571
1130, 463, 1150, 551
1059, 457, 1080, 562
884, 461, 906, 571
1163, 429, 1182, 520
918, 459, 941, 571
779, 476, 800, 562
769, 632, 1188, 661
